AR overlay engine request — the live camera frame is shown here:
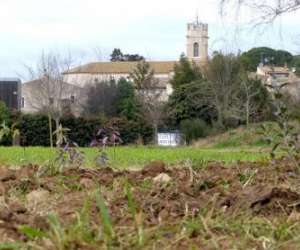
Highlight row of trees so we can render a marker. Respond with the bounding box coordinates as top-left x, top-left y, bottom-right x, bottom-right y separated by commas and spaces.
110, 48, 144, 62
167, 54, 271, 130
